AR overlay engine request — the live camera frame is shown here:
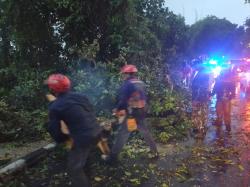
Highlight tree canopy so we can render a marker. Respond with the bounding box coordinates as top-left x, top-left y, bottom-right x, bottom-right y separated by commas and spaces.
0, 0, 249, 140
187, 16, 245, 58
